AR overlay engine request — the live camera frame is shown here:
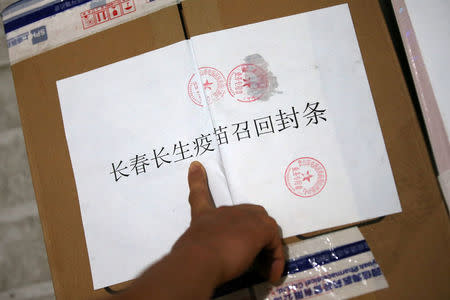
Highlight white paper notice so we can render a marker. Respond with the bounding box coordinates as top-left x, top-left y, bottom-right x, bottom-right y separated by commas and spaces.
56, 4, 401, 289
57, 41, 233, 289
